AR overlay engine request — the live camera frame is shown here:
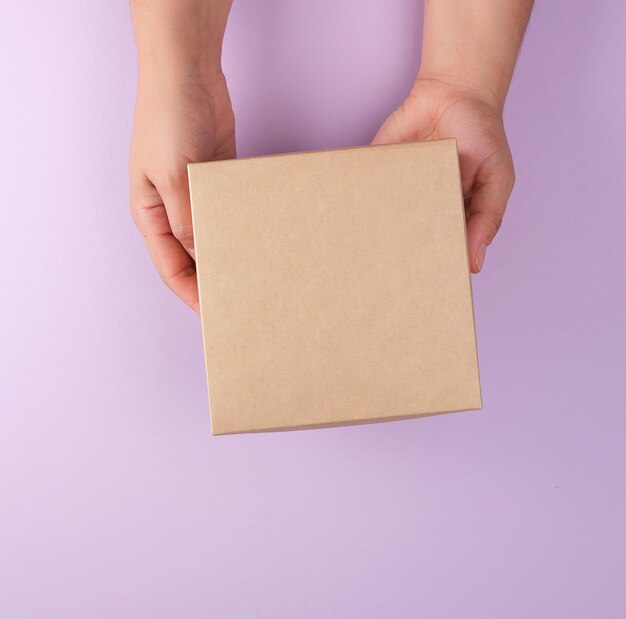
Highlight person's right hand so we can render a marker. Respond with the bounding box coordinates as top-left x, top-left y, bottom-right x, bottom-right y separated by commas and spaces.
130, 71, 235, 313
